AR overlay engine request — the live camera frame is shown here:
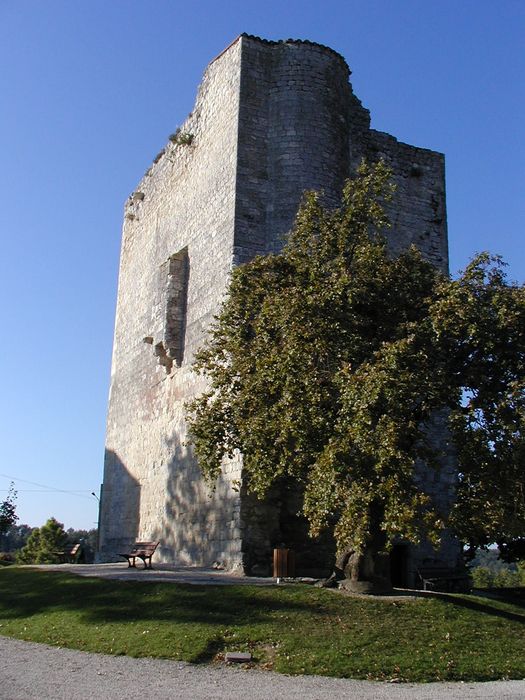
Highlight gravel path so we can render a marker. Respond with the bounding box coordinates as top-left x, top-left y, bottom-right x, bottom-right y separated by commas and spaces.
1, 636, 524, 700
